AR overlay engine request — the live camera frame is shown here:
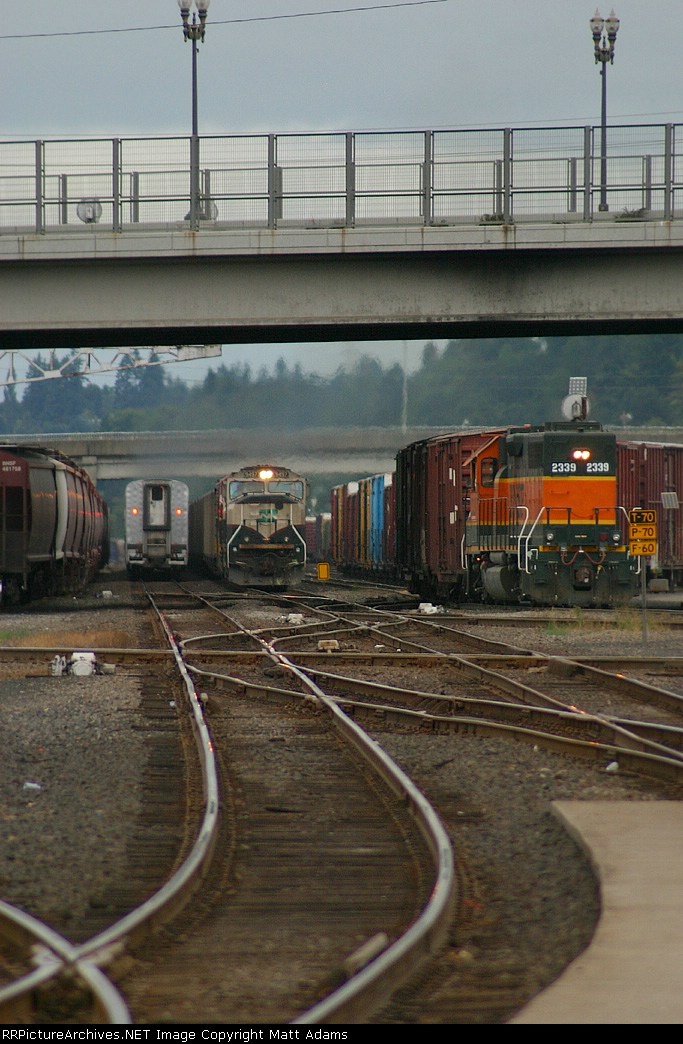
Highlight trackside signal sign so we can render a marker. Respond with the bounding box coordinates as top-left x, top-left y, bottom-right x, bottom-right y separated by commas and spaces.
629, 509, 657, 556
